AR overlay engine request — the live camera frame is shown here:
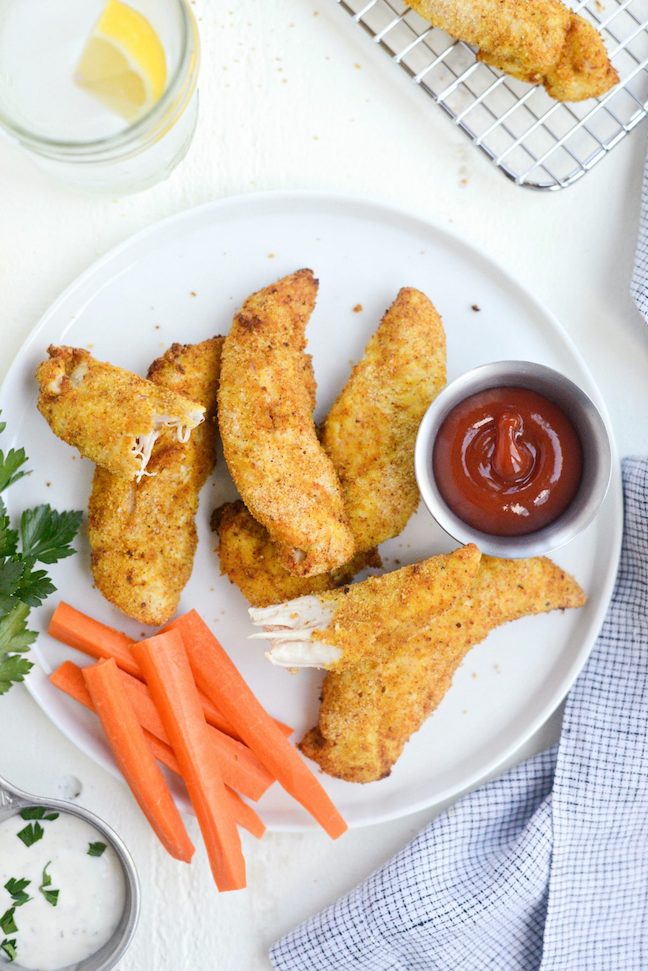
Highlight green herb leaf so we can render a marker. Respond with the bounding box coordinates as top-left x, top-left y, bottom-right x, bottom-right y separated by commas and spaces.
0, 603, 36, 695
0, 447, 29, 493
3, 878, 30, 907
87, 841, 107, 857
19, 807, 59, 822
0, 500, 18, 559
0, 418, 82, 696
0, 560, 23, 599
0, 938, 17, 962
0, 655, 33, 695
0, 909, 17, 935
16, 821, 44, 847
20, 506, 83, 565
0, 602, 36, 654
15, 560, 56, 609
38, 863, 59, 907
